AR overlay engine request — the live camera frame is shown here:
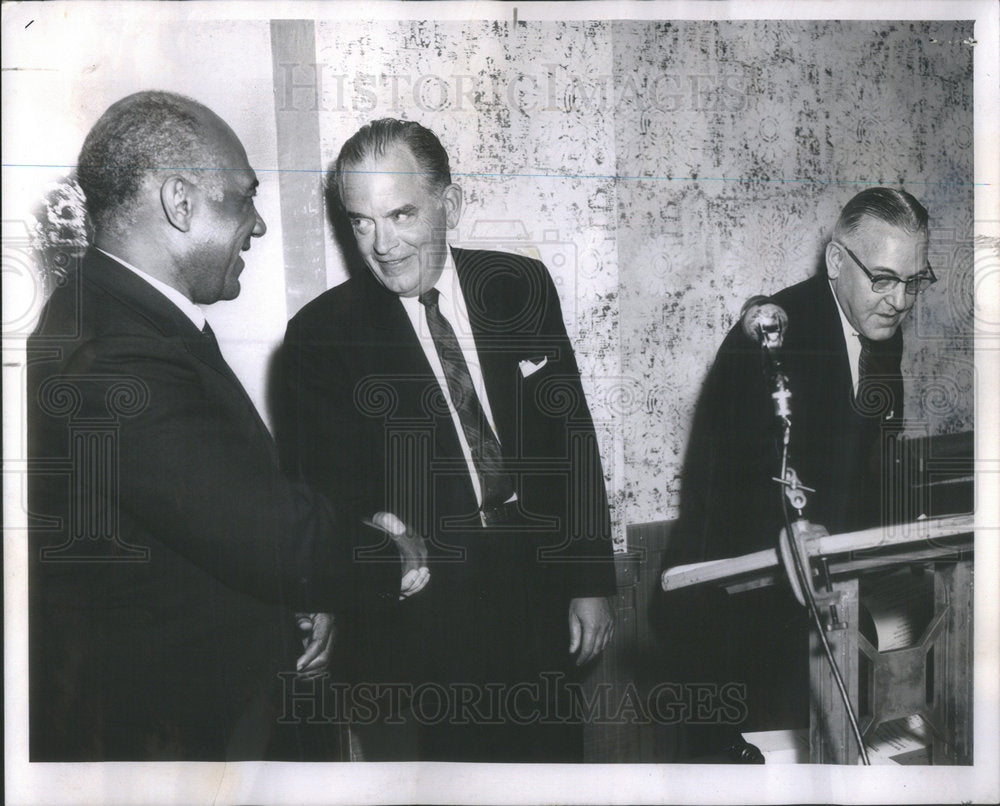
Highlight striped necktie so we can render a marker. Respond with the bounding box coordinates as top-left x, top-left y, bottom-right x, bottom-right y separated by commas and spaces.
419, 287, 514, 509
857, 334, 901, 422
